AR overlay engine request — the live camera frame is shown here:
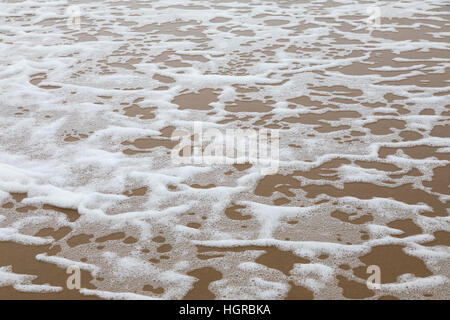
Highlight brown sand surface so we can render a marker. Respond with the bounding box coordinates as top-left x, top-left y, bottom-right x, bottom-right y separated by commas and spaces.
0, 0, 449, 300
